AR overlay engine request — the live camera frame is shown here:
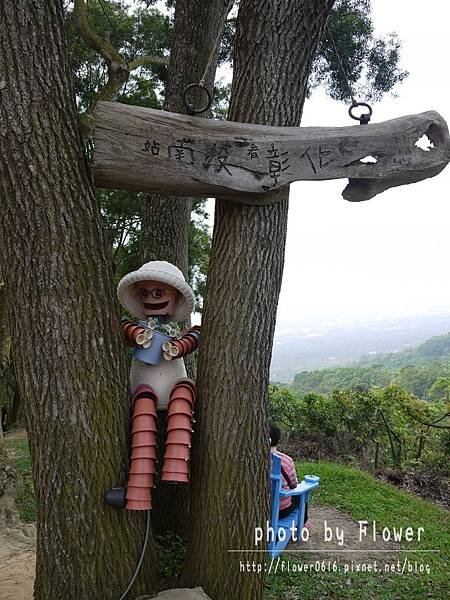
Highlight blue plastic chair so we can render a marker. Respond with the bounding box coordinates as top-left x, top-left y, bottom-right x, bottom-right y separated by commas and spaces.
269, 453, 320, 557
